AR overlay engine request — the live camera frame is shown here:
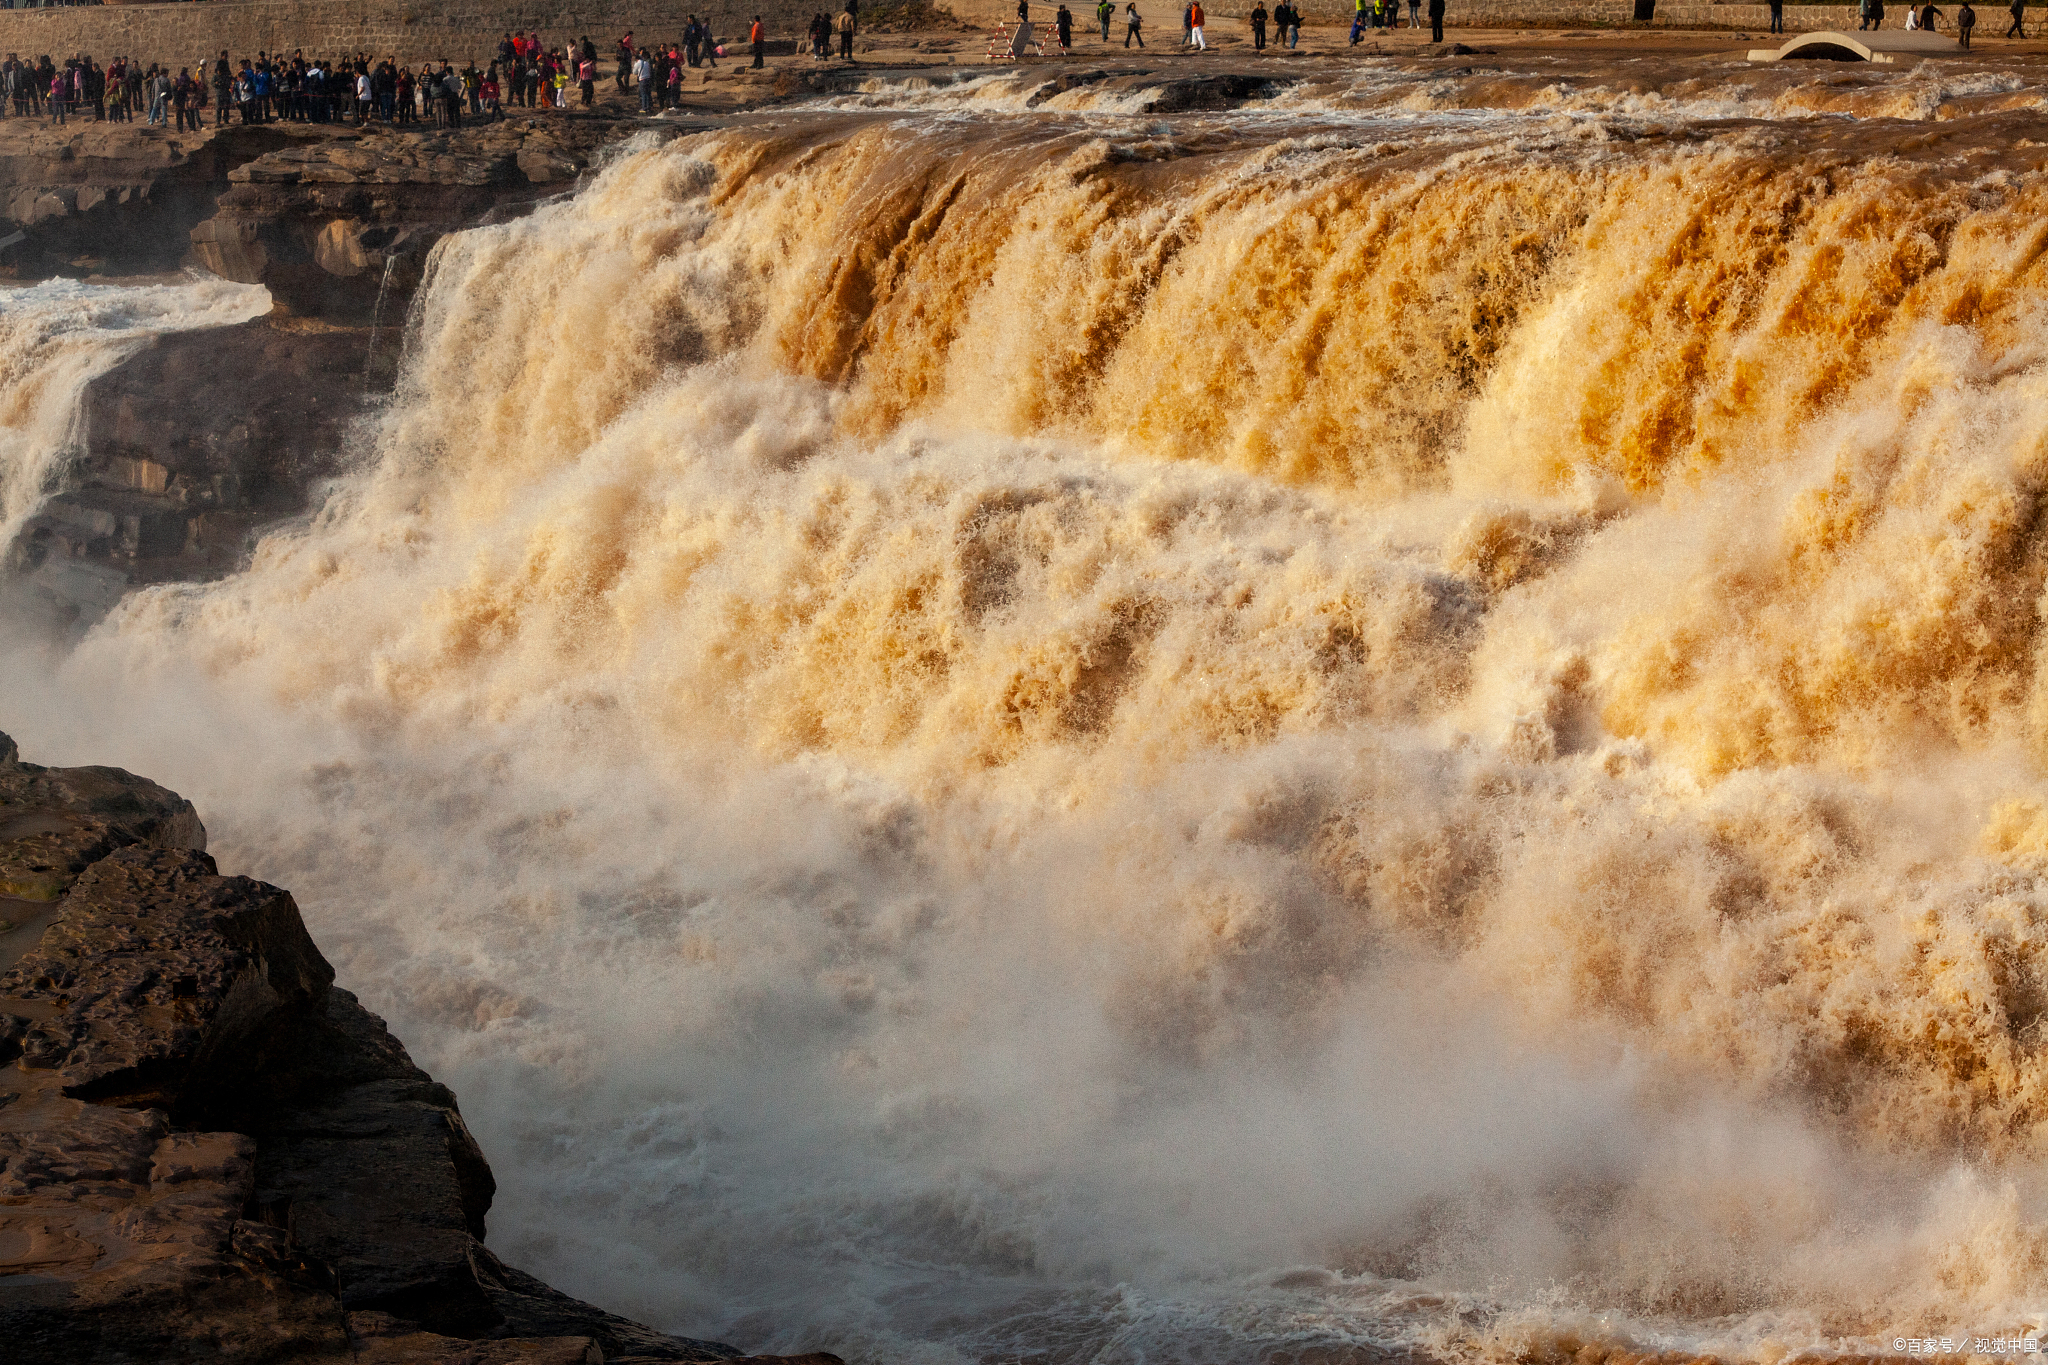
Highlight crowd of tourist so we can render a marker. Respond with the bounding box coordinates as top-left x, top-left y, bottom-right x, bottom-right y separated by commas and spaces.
3, 0, 2028, 128
0, 21, 778, 128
